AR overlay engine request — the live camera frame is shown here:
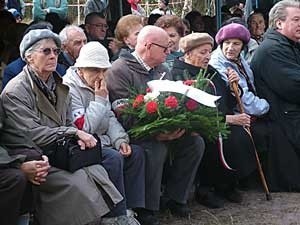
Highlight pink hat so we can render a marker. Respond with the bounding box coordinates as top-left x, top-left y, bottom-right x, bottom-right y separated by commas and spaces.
215, 23, 250, 45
